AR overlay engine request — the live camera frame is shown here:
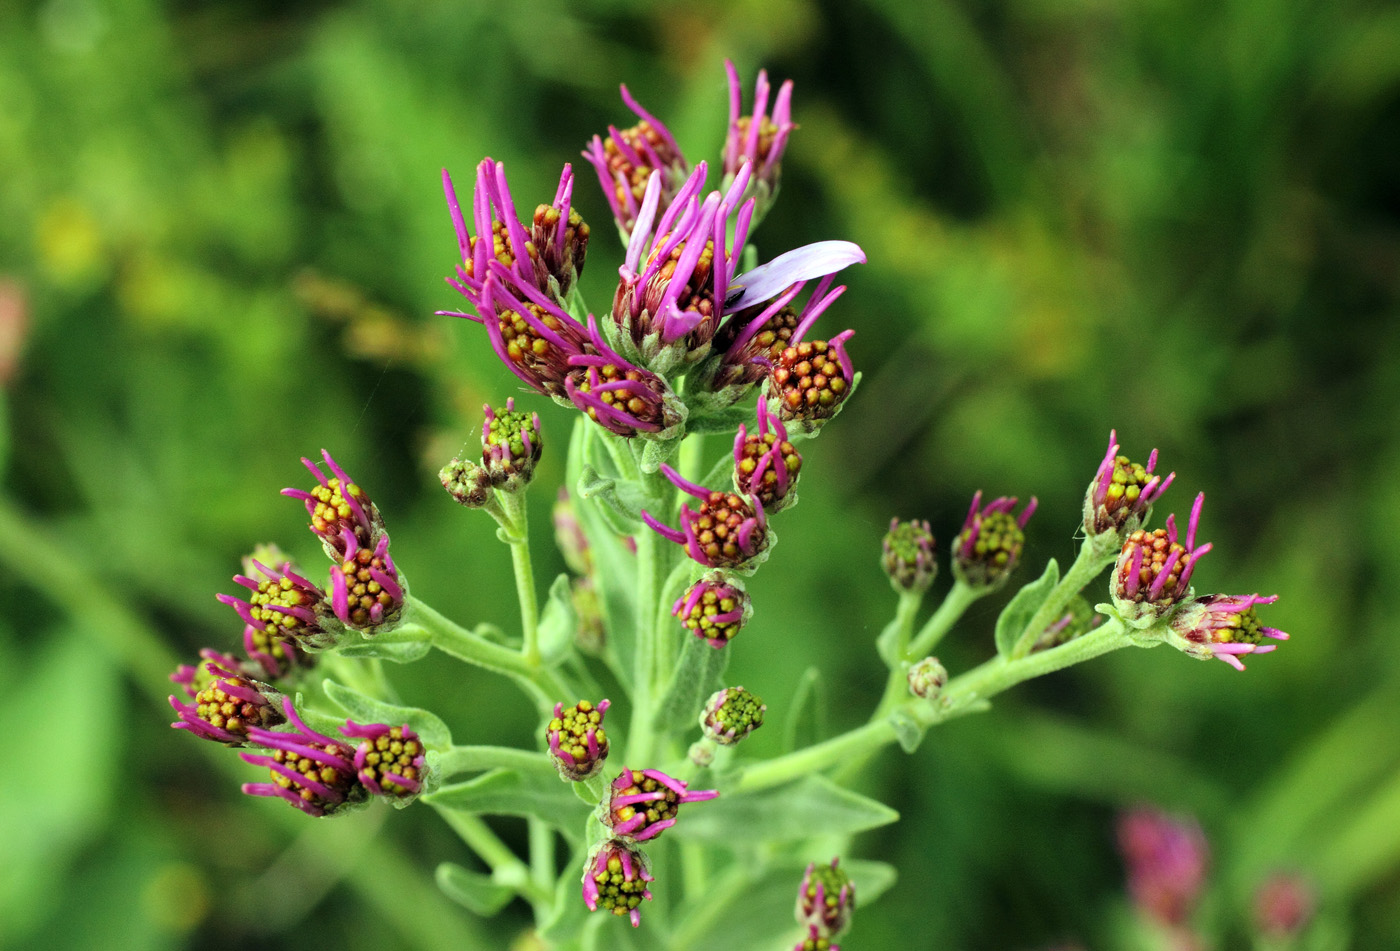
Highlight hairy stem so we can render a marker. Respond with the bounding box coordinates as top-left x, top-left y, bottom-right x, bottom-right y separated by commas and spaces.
500, 490, 542, 665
